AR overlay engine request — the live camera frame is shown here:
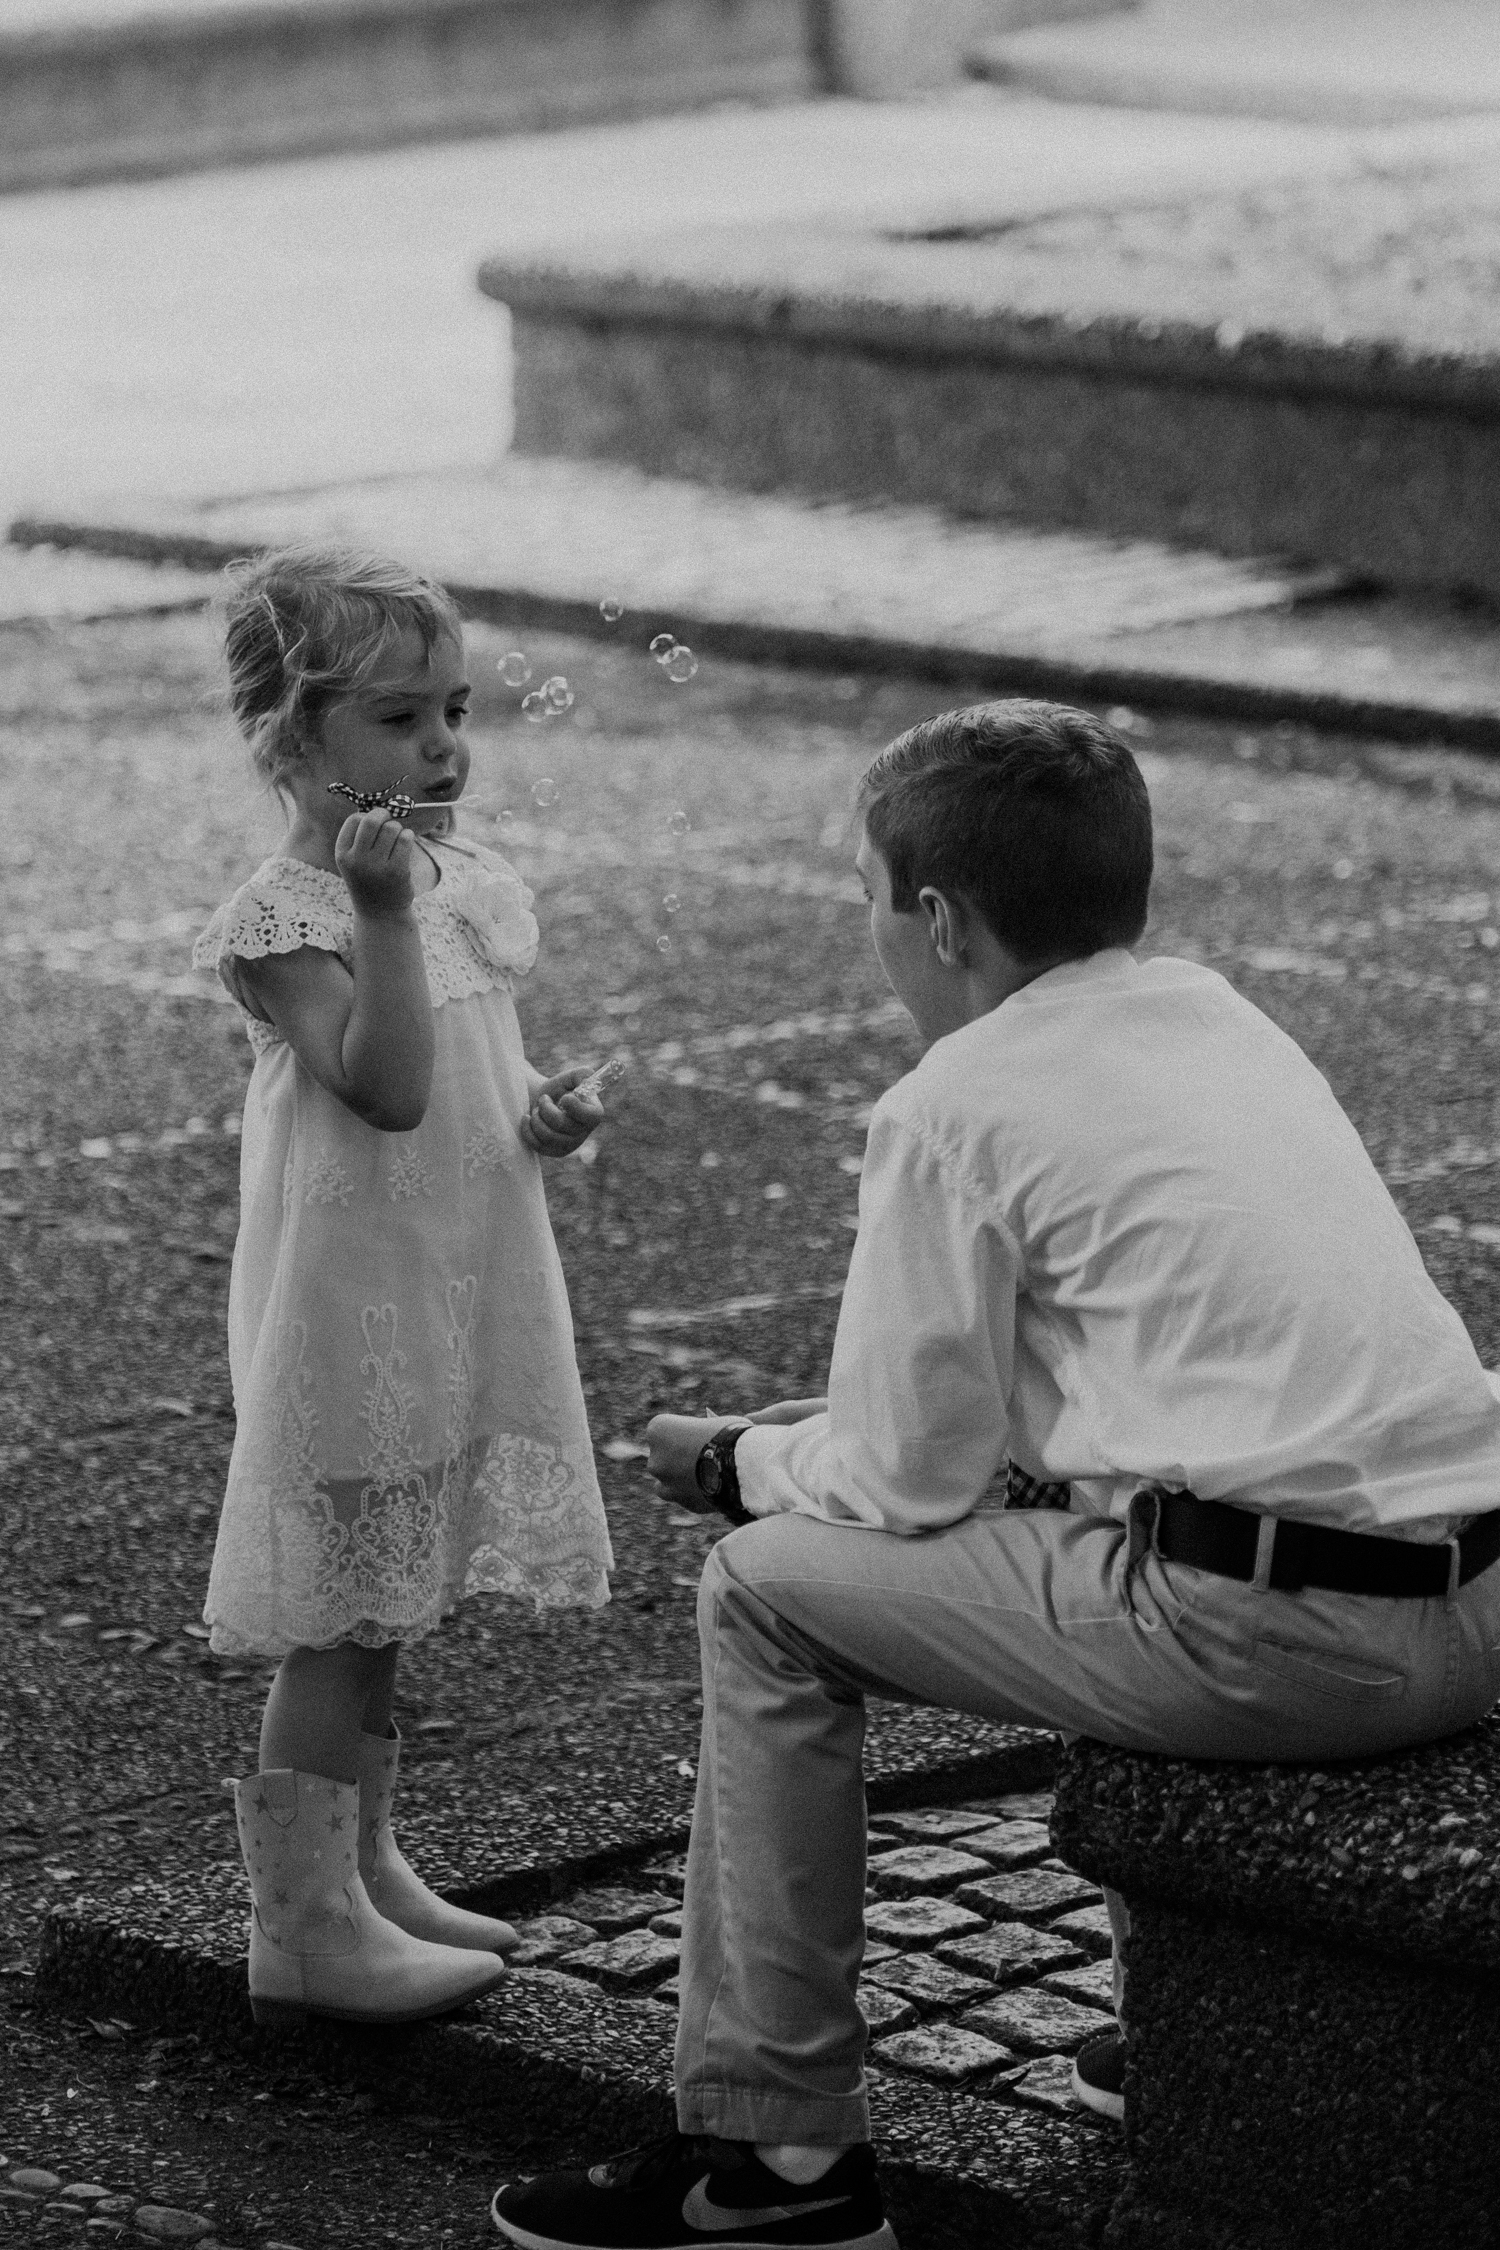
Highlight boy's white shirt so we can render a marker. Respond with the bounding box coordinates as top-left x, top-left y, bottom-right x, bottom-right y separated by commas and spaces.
737, 950, 1500, 1542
